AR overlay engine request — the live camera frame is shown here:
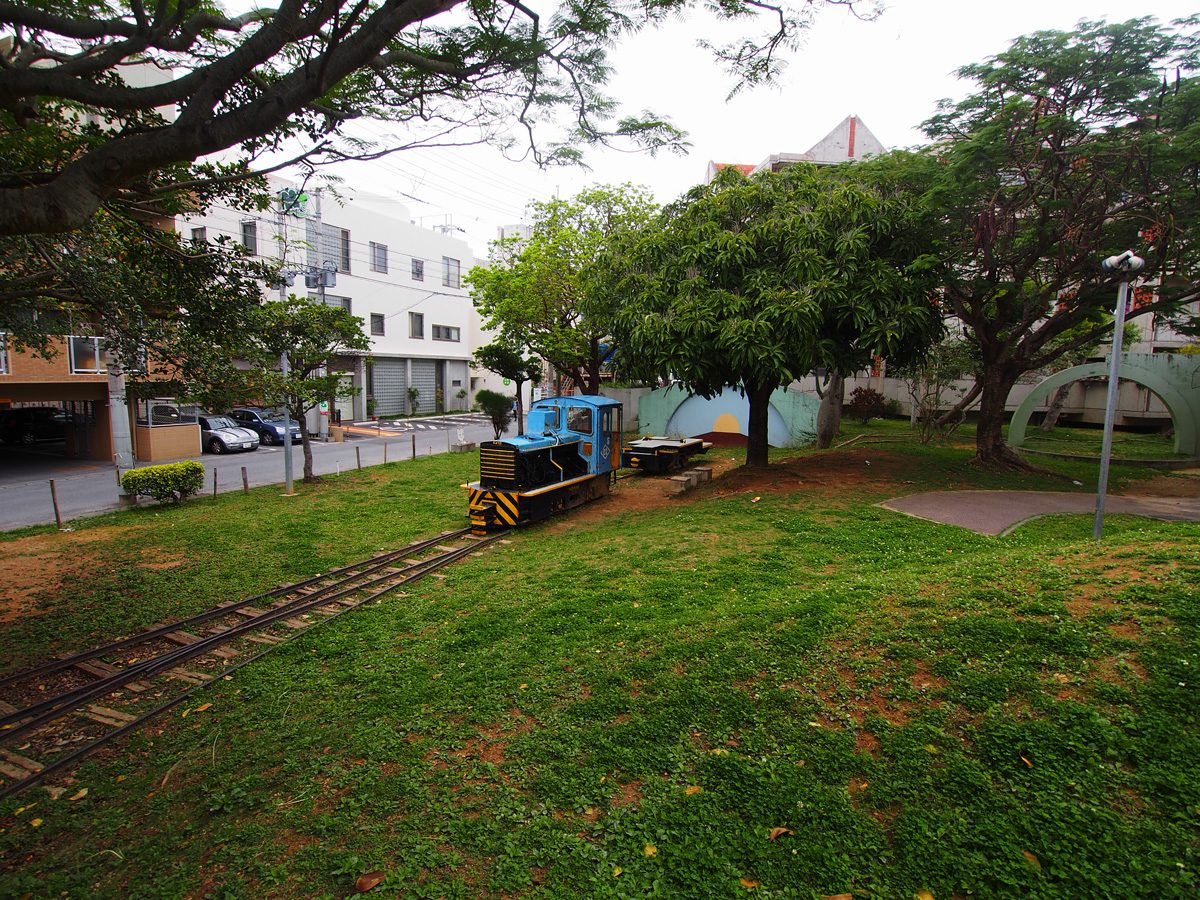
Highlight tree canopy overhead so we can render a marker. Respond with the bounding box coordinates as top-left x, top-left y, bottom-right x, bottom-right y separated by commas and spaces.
900, 15, 1200, 466
0, 0, 876, 237
600, 164, 943, 467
